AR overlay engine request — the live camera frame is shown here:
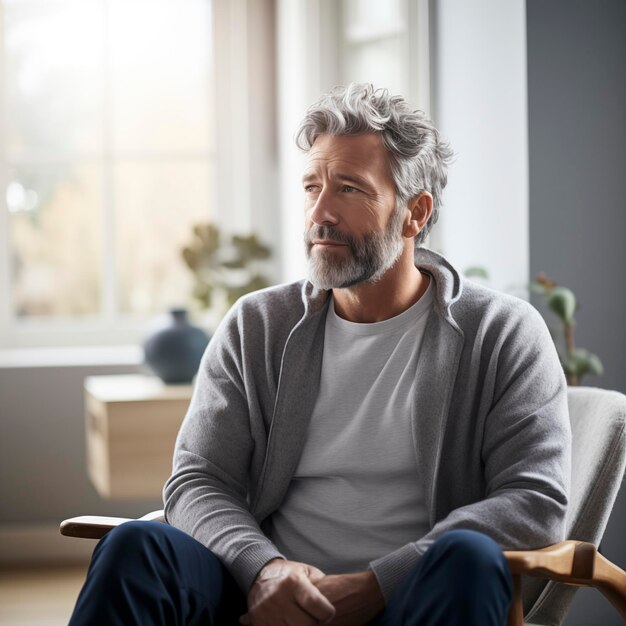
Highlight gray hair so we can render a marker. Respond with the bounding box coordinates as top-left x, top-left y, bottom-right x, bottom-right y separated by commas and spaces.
294, 83, 454, 247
